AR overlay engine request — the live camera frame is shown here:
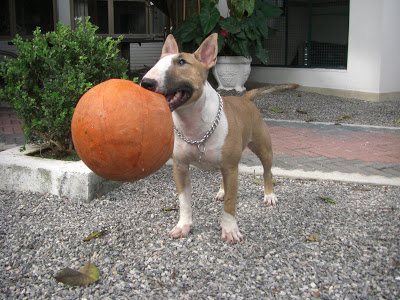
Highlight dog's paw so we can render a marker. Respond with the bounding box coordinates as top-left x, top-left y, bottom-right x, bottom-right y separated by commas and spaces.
222, 228, 243, 244
264, 192, 278, 206
214, 188, 225, 201
221, 212, 243, 244
169, 224, 191, 239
